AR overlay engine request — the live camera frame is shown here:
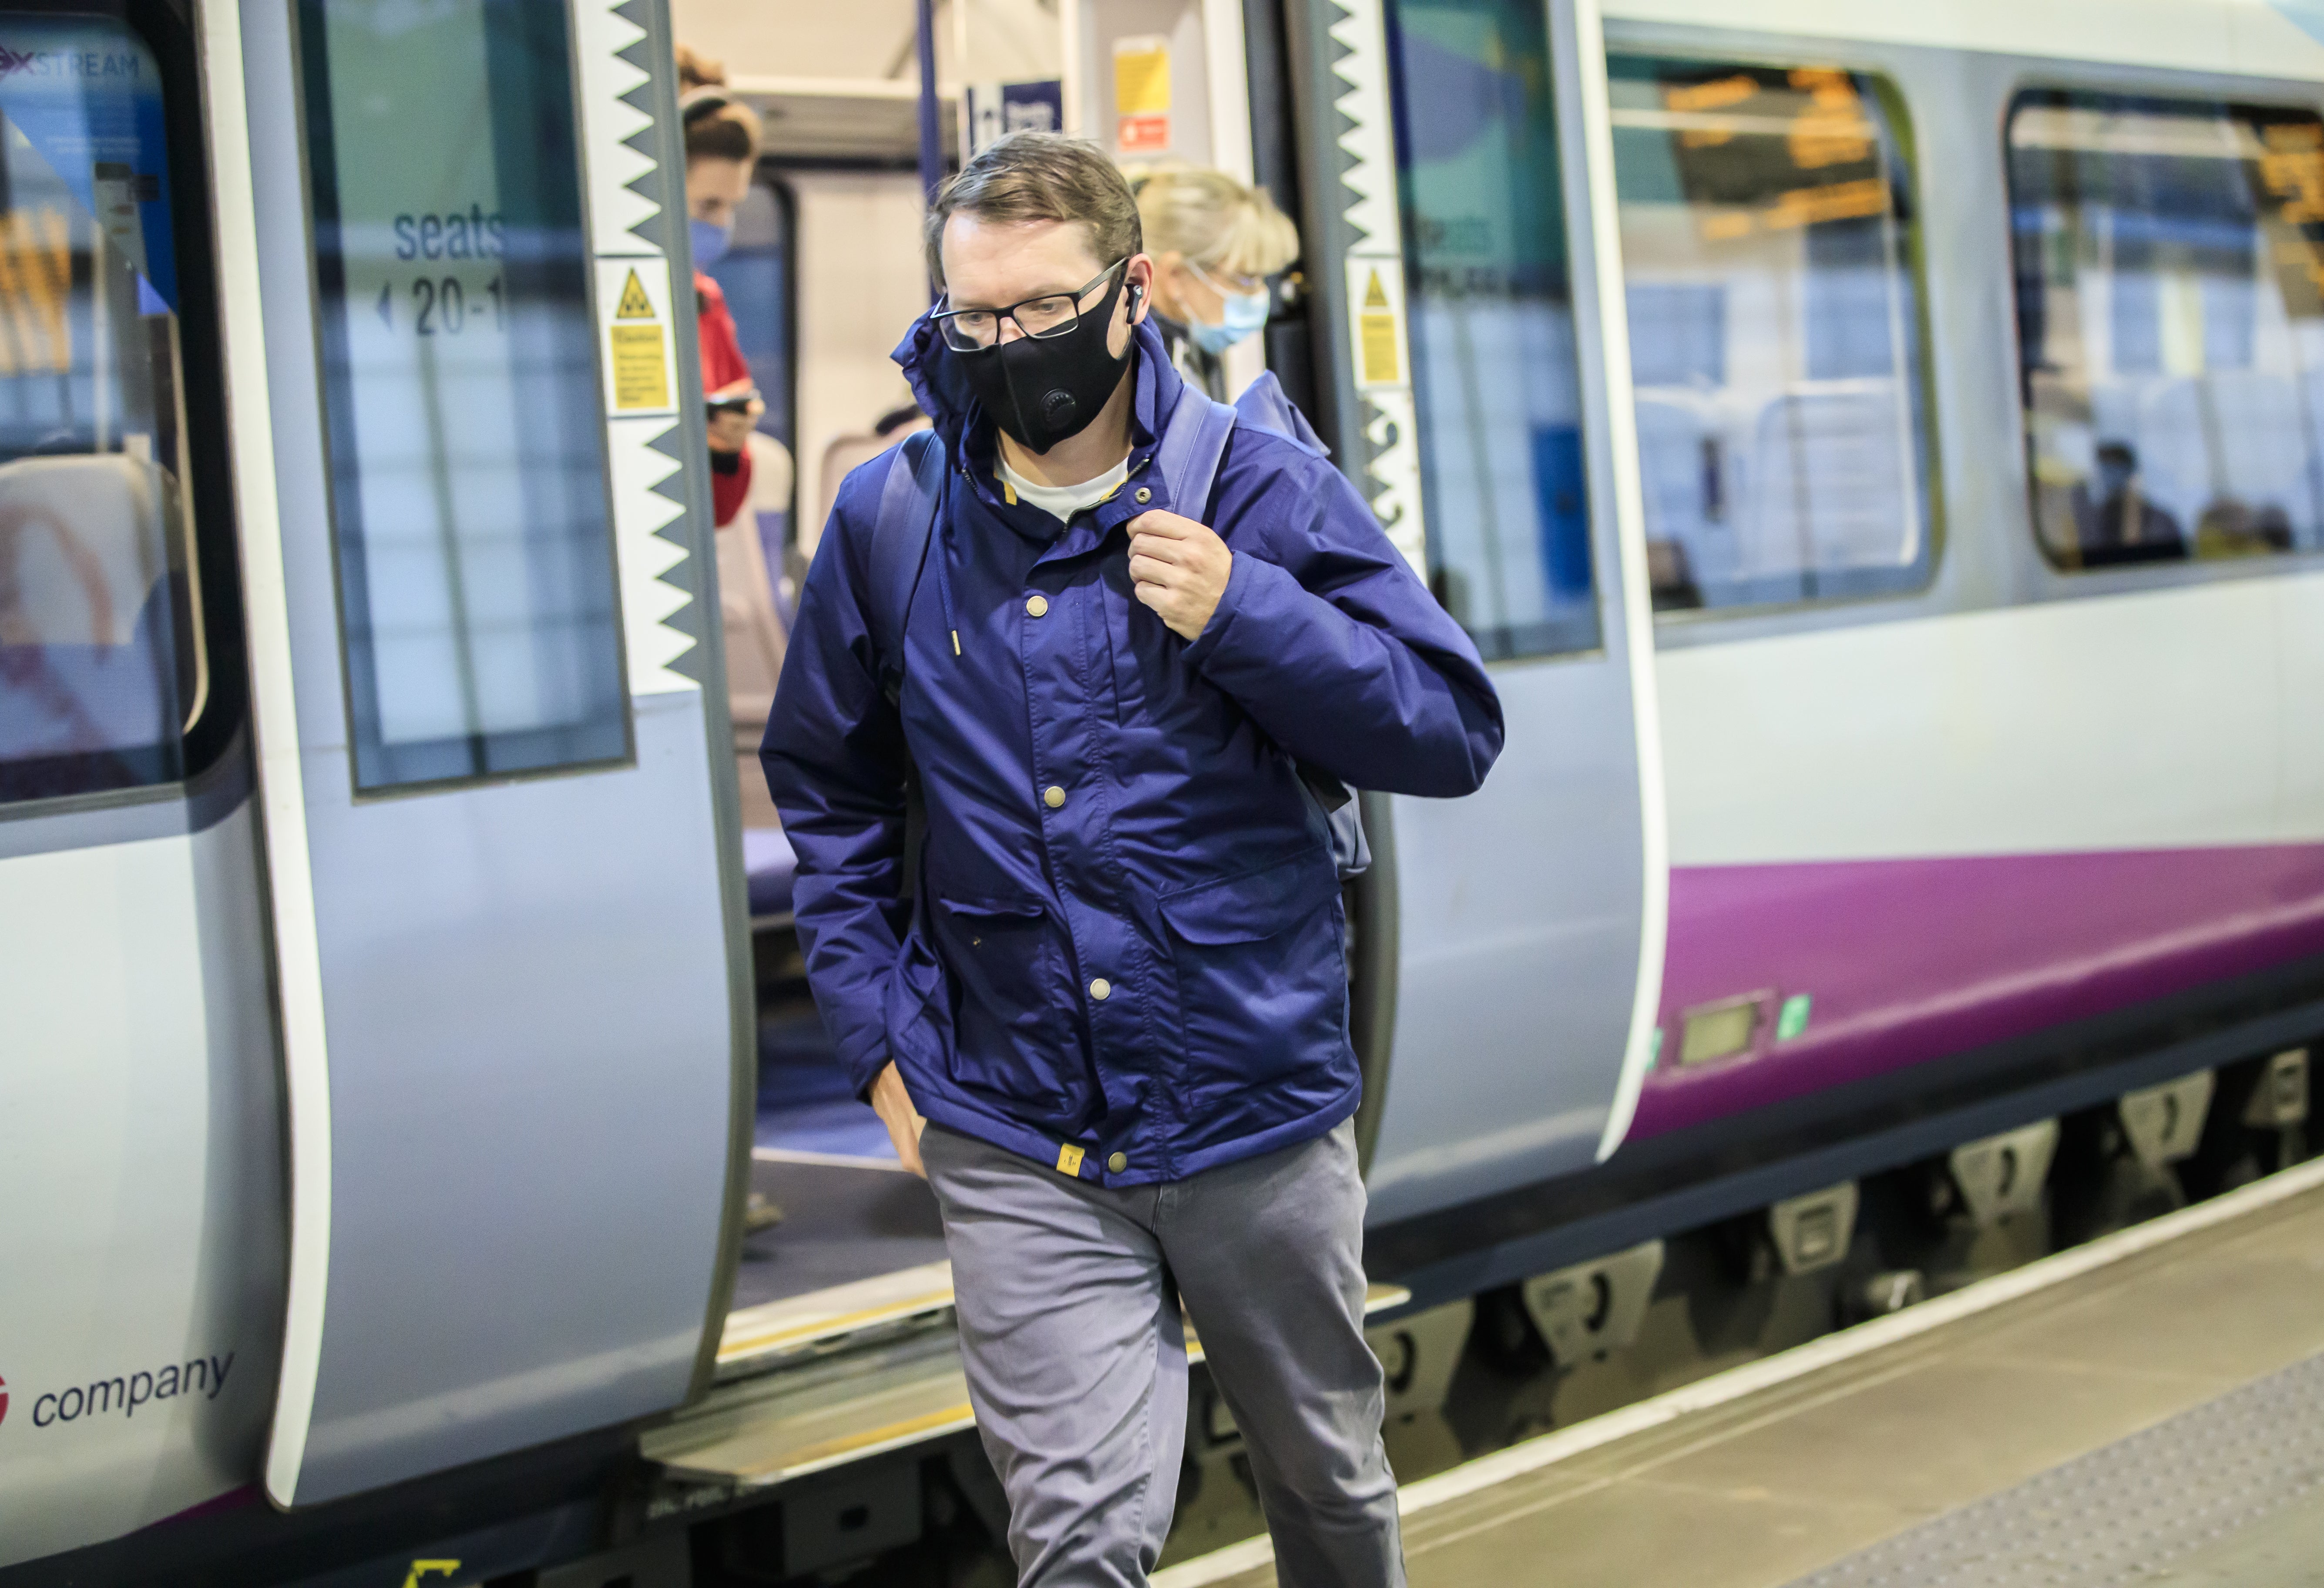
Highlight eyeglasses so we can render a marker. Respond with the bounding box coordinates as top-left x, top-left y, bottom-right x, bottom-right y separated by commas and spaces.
1186, 259, 1267, 298
933, 260, 1128, 352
